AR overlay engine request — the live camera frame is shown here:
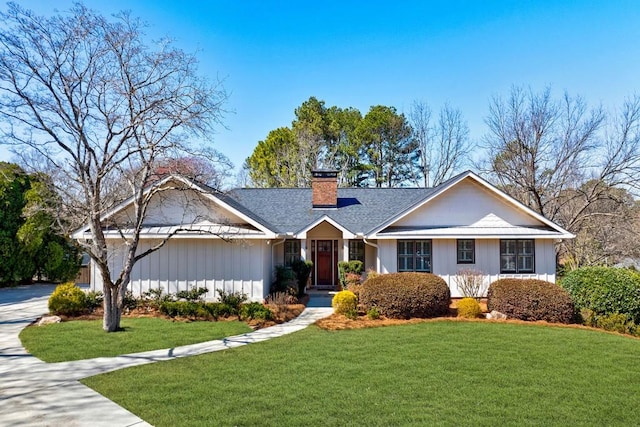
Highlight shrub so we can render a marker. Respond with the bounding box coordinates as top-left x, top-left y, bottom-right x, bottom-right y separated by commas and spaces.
561, 267, 640, 323
201, 302, 238, 319
290, 260, 313, 296
123, 290, 138, 311
595, 313, 637, 335
359, 272, 450, 319
217, 289, 248, 315
176, 287, 209, 302
580, 308, 638, 335
349, 283, 364, 301
457, 297, 482, 319
159, 301, 202, 318
487, 279, 575, 324
48, 282, 88, 316
344, 308, 359, 320
367, 307, 381, 320
338, 260, 364, 288
344, 273, 362, 289
579, 308, 597, 327
85, 290, 103, 311
455, 268, 486, 299
264, 291, 297, 306
332, 290, 358, 315
365, 268, 379, 280
240, 302, 274, 321
139, 287, 174, 310
272, 266, 297, 293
